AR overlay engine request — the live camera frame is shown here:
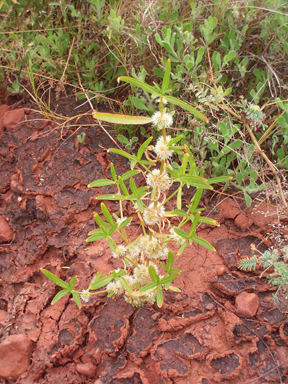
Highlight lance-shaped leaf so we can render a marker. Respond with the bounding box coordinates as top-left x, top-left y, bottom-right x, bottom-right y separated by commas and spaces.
101, 203, 115, 226
122, 170, 140, 181
91, 275, 113, 290
137, 136, 153, 160
174, 228, 190, 239
164, 95, 208, 122
108, 148, 136, 161
93, 111, 152, 125
52, 289, 70, 305
94, 213, 109, 235
181, 175, 213, 189
88, 179, 115, 188
110, 163, 117, 181
118, 76, 161, 96
156, 286, 163, 307
207, 176, 233, 184
72, 292, 81, 309
198, 217, 219, 226
41, 269, 70, 289
192, 236, 216, 251
117, 217, 132, 229
86, 233, 107, 242
161, 58, 171, 94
